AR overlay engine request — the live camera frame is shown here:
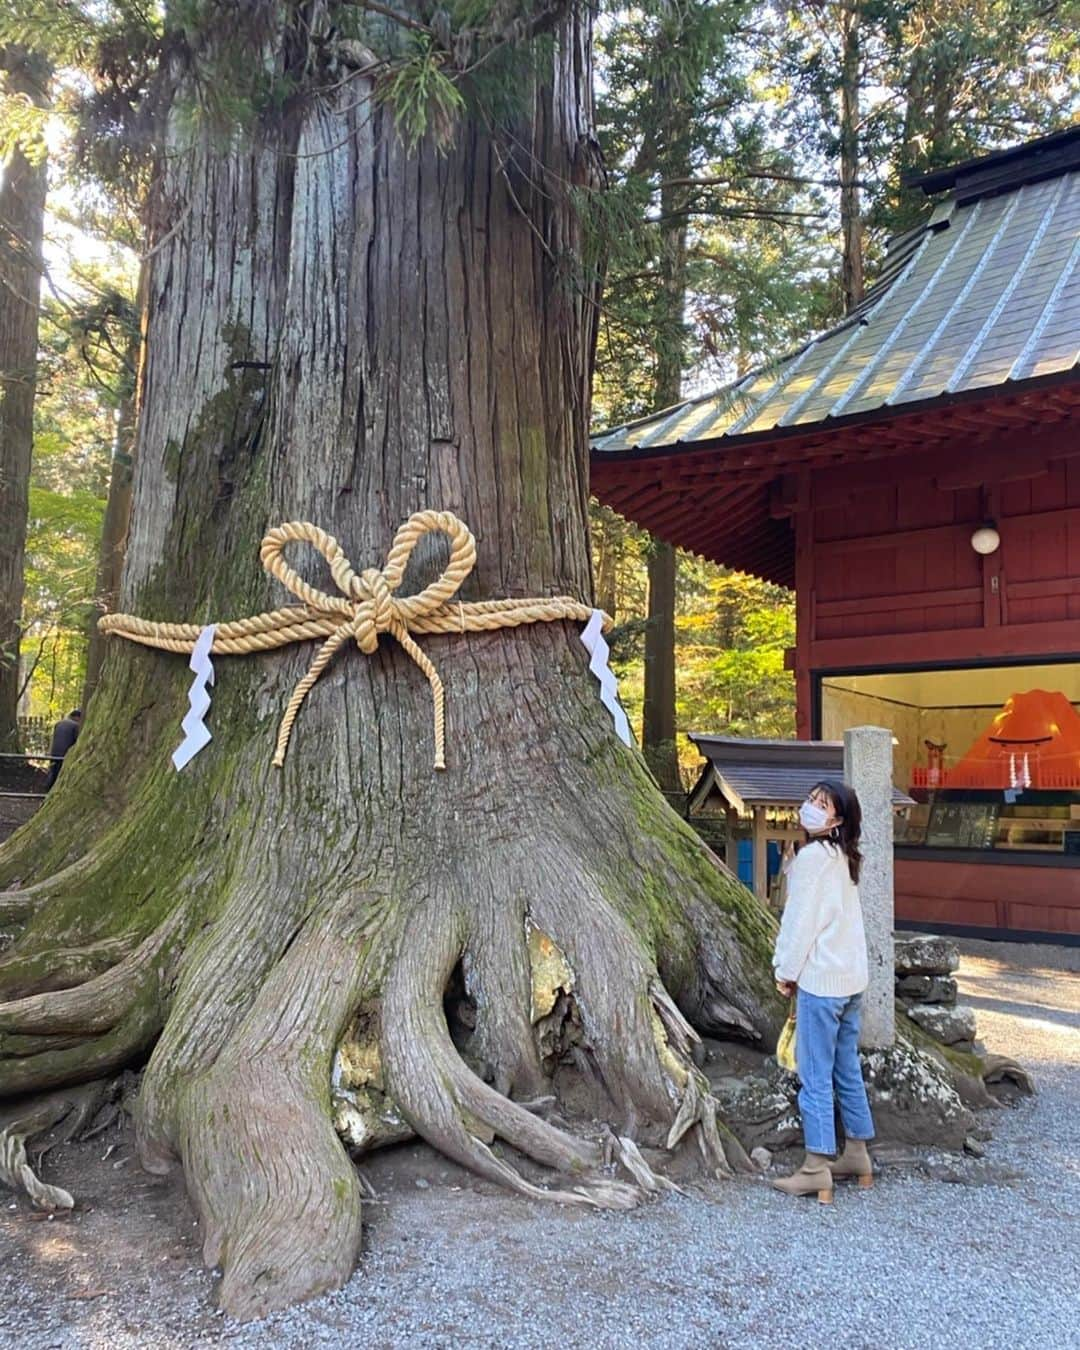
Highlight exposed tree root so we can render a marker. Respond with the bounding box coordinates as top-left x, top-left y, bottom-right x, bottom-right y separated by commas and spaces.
380, 901, 638, 1206
981, 1052, 1035, 1099
0, 711, 789, 1320
0, 889, 37, 929
600, 1127, 680, 1195
525, 861, 685, 1133
0, 911, 185, 1037
0, 932, 142, 1002
0, 995, 163, 1096
0, 823, 775, 1320
2, 745, 1006, 1326
0, 910, 188, 1096
0, 849, 107, 929
0, 1099, 76, 1210
0, 1080, 117, 1209
461, 878, 547, 1099
2, 1032, 89, 1057
136, 892, 383, 1320
0, 796, 786, 1323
